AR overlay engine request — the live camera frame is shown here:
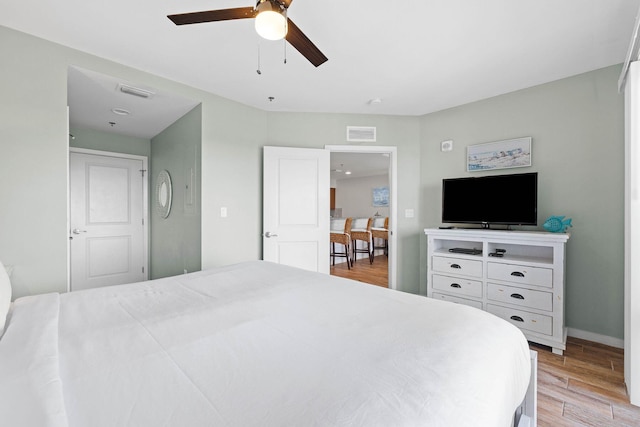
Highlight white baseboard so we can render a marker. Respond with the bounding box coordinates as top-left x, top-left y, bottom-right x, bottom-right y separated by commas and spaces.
567, 327, 624, 349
